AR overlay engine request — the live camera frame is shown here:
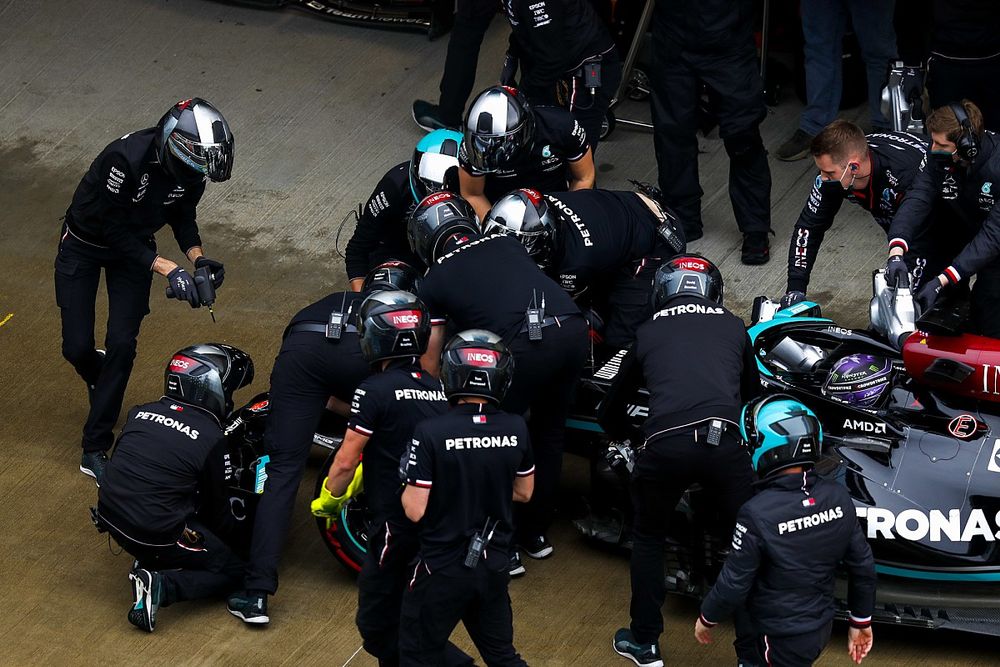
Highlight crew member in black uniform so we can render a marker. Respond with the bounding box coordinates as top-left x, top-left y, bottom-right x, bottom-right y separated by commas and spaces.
56, 98, 233, 484
409, 193, 587, 572
501, 0, 622, 151
226, 262, 420, 625
782, 120, 951, 304
399, 330, 534, 666
312, 290, 473, 666
483, 187, 686, 347
459, 85, 594, 220
648, 0, 772, 264
886, 101, 1000, 337
599, 256, 760, 667
695, 395, 876, 667
94, 343, 254, 632
344, 130, 462, 289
